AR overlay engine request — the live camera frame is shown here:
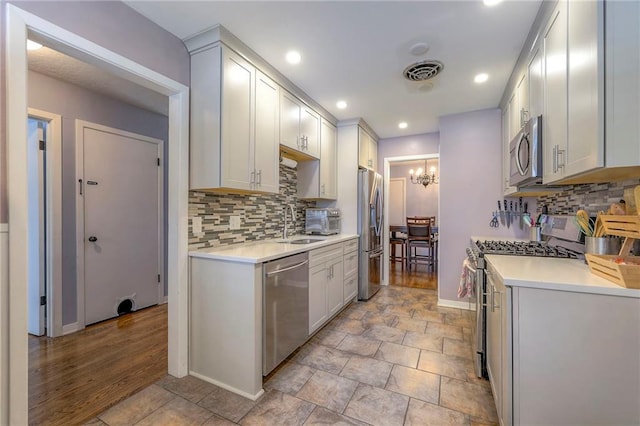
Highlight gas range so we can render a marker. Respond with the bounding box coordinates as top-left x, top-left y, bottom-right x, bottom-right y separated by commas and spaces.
474, 240, 582, 259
